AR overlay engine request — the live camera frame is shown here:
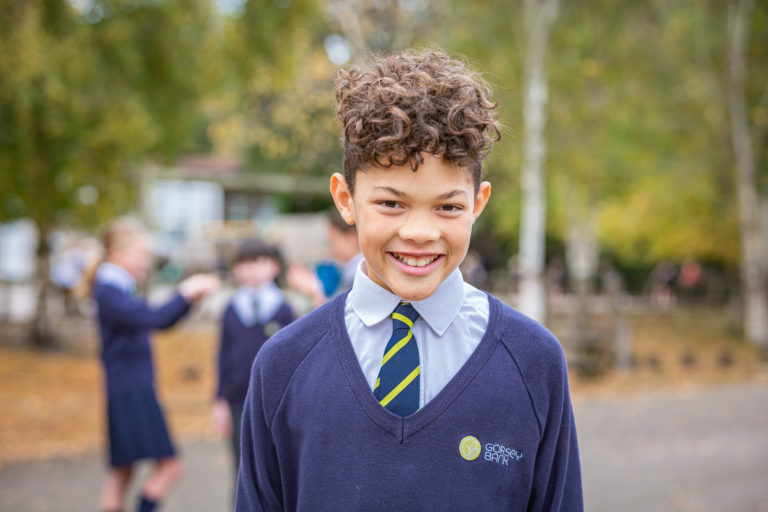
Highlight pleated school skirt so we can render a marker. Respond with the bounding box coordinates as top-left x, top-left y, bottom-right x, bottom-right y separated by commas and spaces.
106, 386, 176, 467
